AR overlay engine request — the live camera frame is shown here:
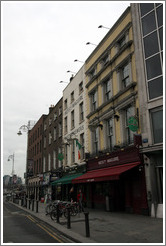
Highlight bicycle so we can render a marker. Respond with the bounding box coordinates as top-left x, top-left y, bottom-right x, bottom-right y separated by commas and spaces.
45, 200, 59, 215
